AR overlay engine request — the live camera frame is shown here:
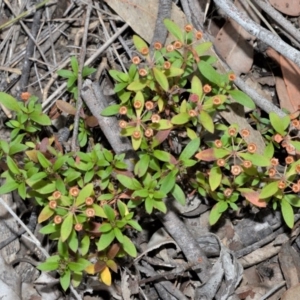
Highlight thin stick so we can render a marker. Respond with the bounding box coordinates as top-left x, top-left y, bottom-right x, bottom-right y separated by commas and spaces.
0, 197, 49, 258
213, 0, 300, 68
